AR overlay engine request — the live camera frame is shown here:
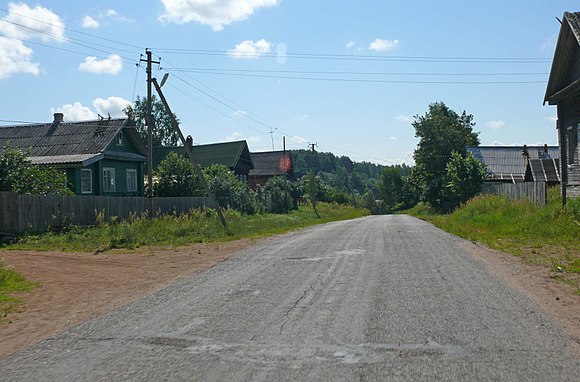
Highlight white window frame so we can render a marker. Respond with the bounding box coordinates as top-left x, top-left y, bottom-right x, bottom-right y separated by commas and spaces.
126, 169, 138, 192
80, 169, 93, 194
103, 167, 116, 192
